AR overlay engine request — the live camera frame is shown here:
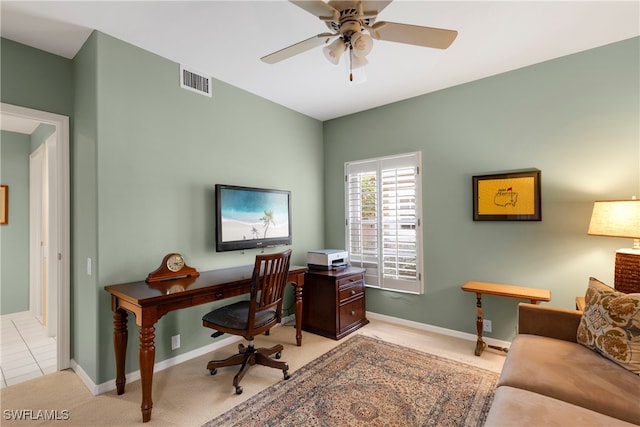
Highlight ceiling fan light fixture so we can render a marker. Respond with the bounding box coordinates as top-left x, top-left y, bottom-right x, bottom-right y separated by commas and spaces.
323, 37, 346, 65
261, 0, 459, 85
348, 62, 367, 85
350, 32, 373, 58
345, 48, 367, 84
349, 52, 368, 69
